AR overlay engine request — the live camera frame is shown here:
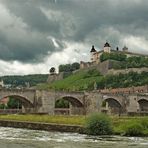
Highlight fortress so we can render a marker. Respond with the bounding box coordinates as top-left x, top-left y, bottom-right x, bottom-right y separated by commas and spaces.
80, 42, 148, 75
47, 42, 148, 82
